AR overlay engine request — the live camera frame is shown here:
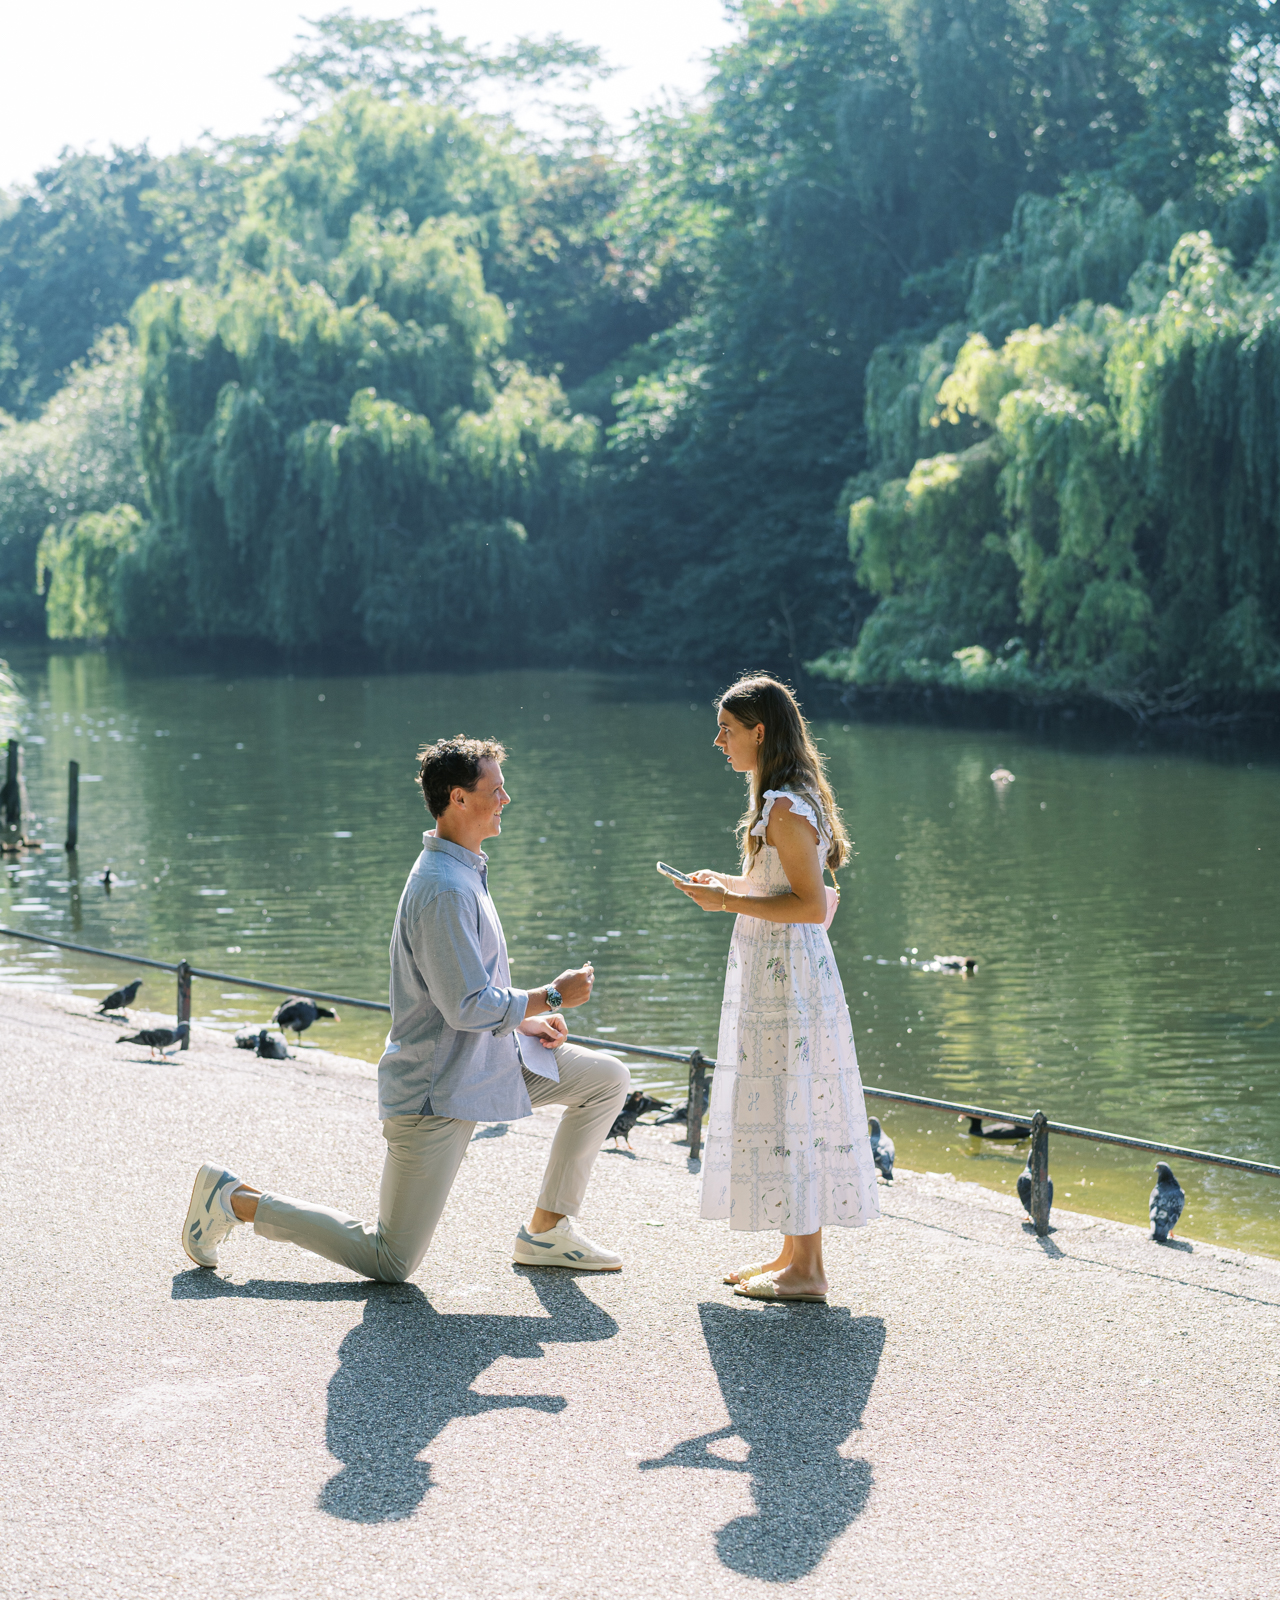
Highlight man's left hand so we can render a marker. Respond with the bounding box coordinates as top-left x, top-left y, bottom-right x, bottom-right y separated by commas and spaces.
519, 1013, 568, 1049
